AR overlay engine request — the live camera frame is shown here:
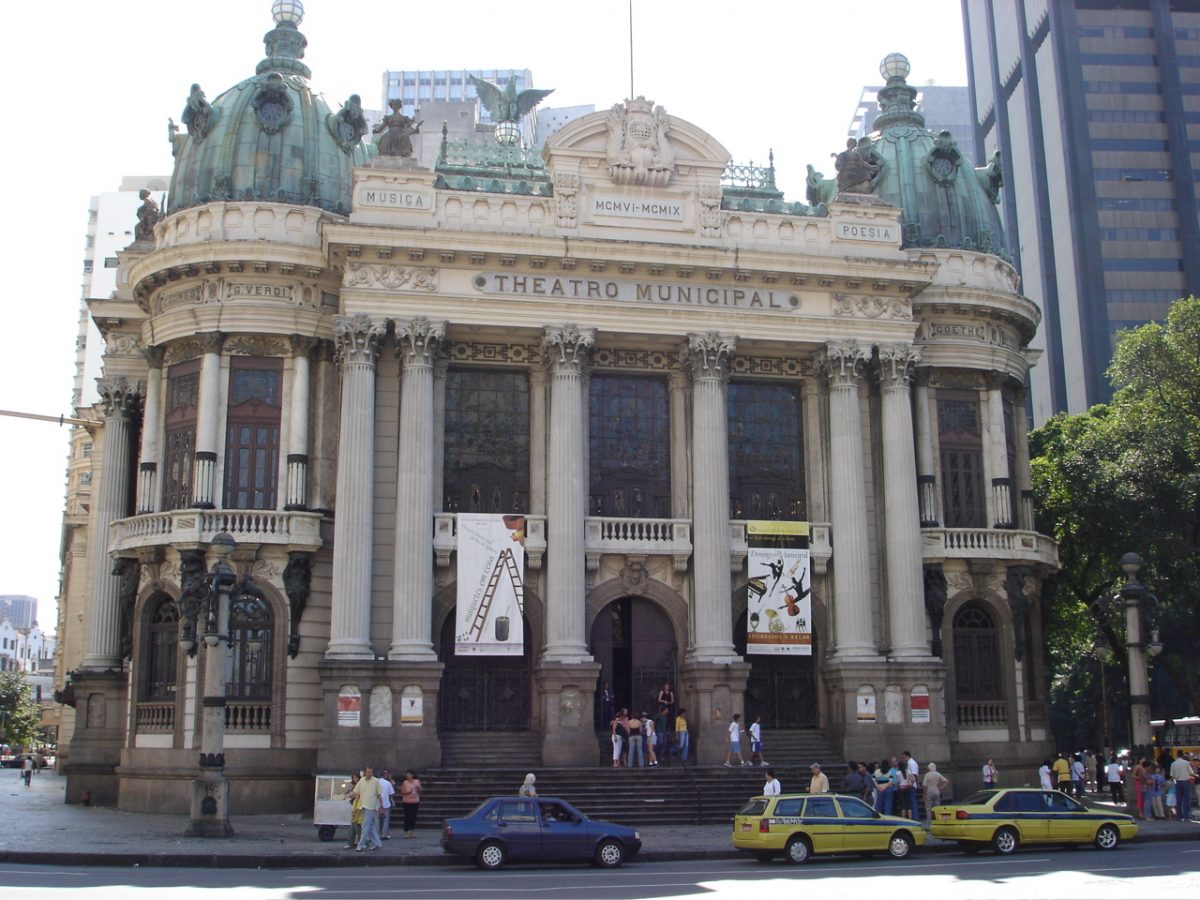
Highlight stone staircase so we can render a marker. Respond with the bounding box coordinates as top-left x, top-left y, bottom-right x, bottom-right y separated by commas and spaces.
437, 731, 542, 768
